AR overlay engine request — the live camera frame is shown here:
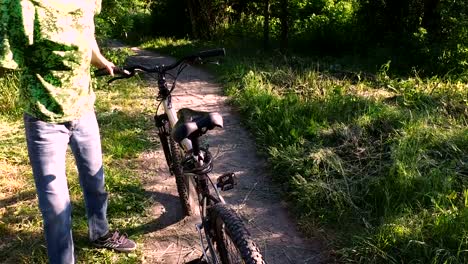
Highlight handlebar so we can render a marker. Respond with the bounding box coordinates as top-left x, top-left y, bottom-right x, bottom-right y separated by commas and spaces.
94, 48, 226, 80
94, 67, 132, 77
196, 48, 226, 59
